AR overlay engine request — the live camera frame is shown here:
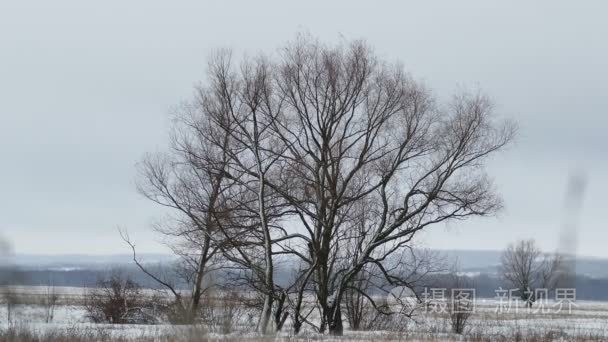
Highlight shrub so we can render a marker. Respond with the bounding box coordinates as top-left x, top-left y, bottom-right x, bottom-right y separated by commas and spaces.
84, 273, 157, 324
